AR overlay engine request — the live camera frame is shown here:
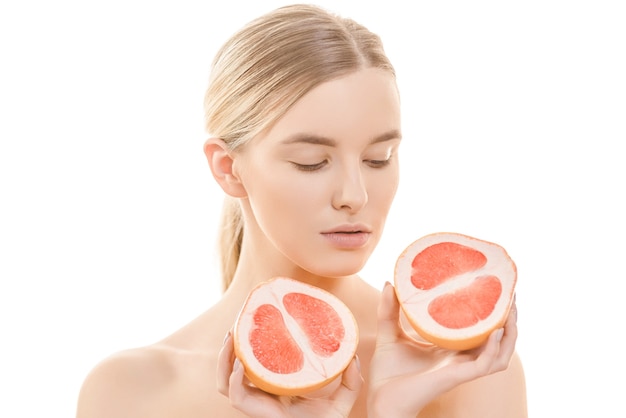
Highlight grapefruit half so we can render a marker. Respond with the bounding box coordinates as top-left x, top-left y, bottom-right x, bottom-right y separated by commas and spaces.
233, 277, 359, 396
394, 232, 516, 350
